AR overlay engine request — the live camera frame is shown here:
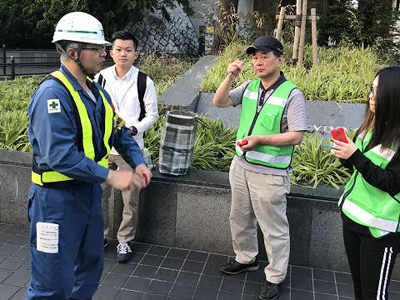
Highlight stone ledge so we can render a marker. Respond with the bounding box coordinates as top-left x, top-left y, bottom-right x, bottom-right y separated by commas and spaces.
1, 150, 399, 279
